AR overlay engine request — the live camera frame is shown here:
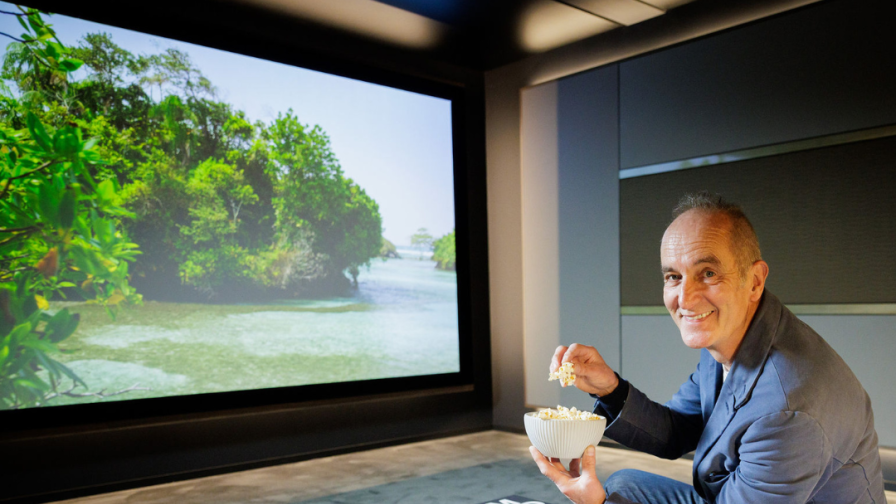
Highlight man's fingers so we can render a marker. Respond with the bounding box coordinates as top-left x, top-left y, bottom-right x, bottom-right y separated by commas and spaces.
568, 457, 581, 478
564, 343, 591, 362
529, 446, 569, 486
581, 445, 597, 475
551, 345, 568, 373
